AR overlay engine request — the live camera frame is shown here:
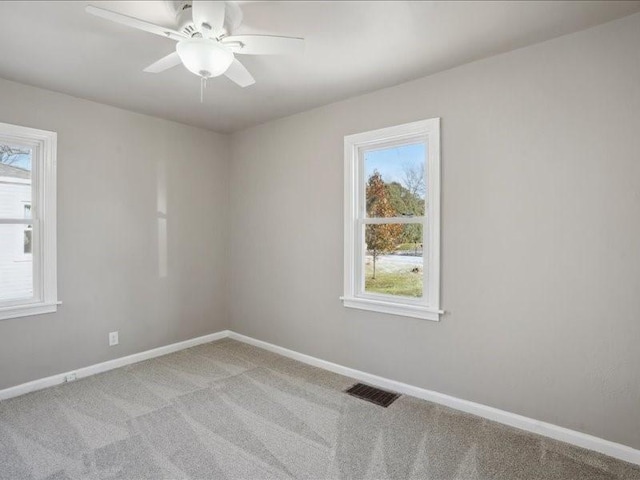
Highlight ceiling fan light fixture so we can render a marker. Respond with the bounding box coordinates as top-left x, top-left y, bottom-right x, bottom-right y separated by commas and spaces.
176, 38, 234, 78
